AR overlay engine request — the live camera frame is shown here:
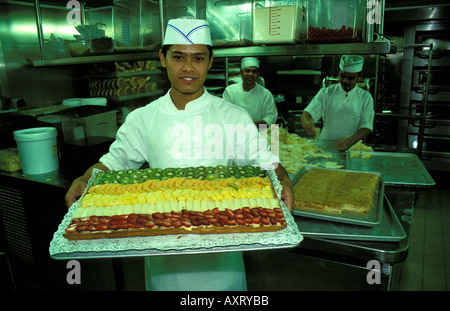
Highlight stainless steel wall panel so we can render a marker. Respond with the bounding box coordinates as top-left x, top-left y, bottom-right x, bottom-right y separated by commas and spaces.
0, 1, 86, 108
